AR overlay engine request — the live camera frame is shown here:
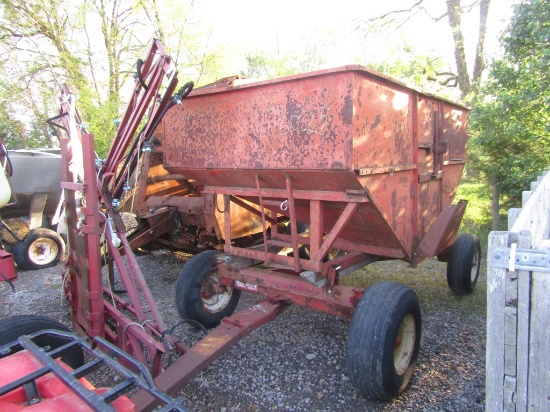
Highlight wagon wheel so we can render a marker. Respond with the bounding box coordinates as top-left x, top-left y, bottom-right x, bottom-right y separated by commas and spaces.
12, 228, 65, 270
175, 250, 241, 328
446, 233, 481, 295
346, 281, 421, 401
0, 315, 84, 369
